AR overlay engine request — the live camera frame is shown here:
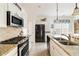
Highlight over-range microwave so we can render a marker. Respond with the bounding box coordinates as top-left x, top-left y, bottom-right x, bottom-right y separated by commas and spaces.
7, 11, 24, 27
